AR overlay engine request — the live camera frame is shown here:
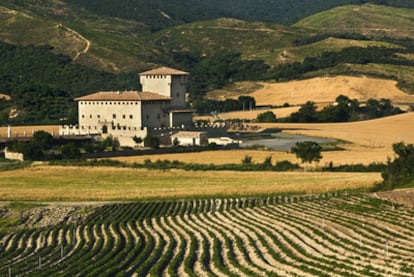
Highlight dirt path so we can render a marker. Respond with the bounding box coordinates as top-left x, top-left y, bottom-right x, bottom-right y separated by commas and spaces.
57, 24, 91, 61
